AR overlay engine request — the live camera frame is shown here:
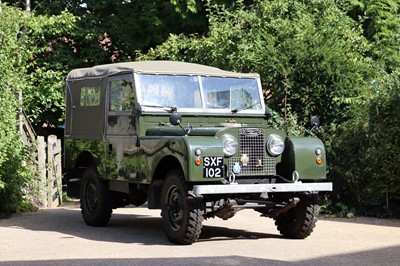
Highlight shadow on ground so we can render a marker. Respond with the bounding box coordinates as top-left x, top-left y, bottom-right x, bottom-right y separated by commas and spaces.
0, 204, 280, 246
0, 245, 399, 266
